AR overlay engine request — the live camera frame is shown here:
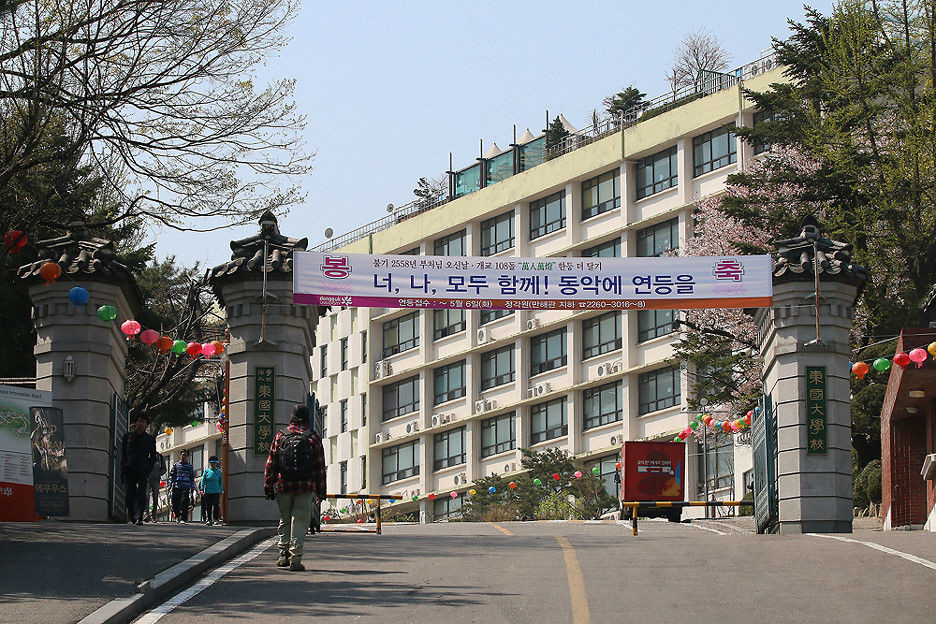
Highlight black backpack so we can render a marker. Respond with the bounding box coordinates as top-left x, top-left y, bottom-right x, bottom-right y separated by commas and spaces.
278, 430, 315, 481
